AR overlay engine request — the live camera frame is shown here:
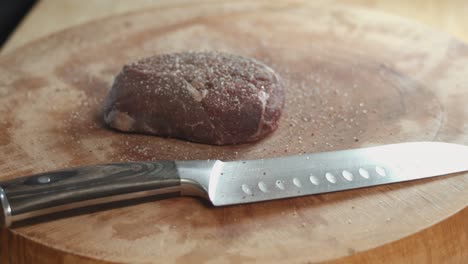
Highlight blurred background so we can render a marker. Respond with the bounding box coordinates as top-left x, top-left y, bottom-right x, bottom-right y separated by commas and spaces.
0, 0, 467, 55
0, 0, 37, 49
